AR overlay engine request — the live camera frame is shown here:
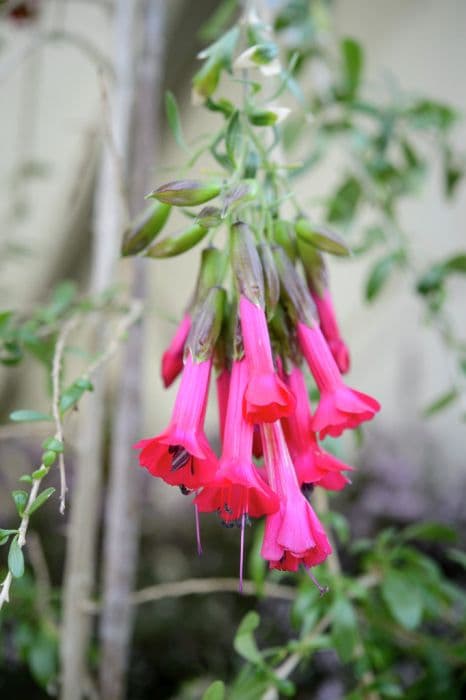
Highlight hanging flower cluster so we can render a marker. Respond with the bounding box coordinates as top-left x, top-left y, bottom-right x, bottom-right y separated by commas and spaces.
133, 214, 380, 587
125, 11, 380, 588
